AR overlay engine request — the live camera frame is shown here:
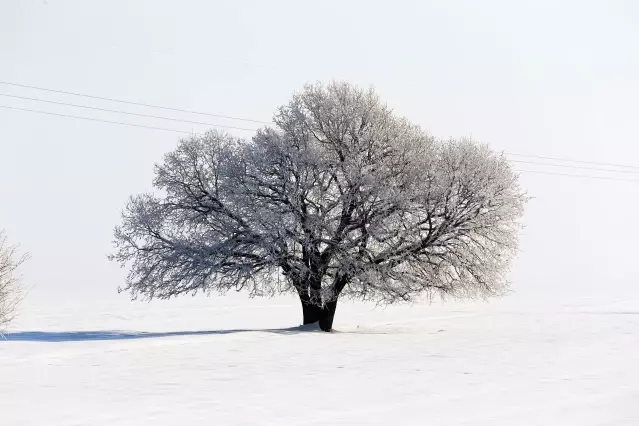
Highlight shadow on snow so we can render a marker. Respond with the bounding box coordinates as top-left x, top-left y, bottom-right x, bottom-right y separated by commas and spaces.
2, 324, 322, 342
